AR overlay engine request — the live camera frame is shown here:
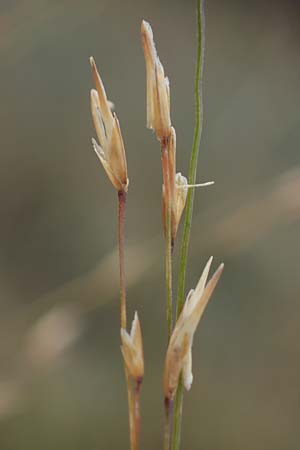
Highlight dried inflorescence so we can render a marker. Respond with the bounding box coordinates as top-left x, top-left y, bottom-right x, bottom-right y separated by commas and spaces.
141, 21, 188, 243
141, 21, 214, 244
90, 57, 128, 193
141, 20, 171, 141
164, 257, 224, 400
